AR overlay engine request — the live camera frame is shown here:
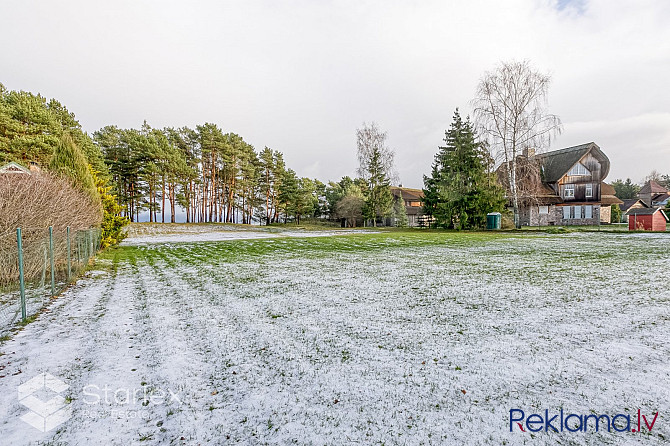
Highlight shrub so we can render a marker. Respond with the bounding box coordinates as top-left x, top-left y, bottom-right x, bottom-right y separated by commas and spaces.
0, 171, 102, 285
